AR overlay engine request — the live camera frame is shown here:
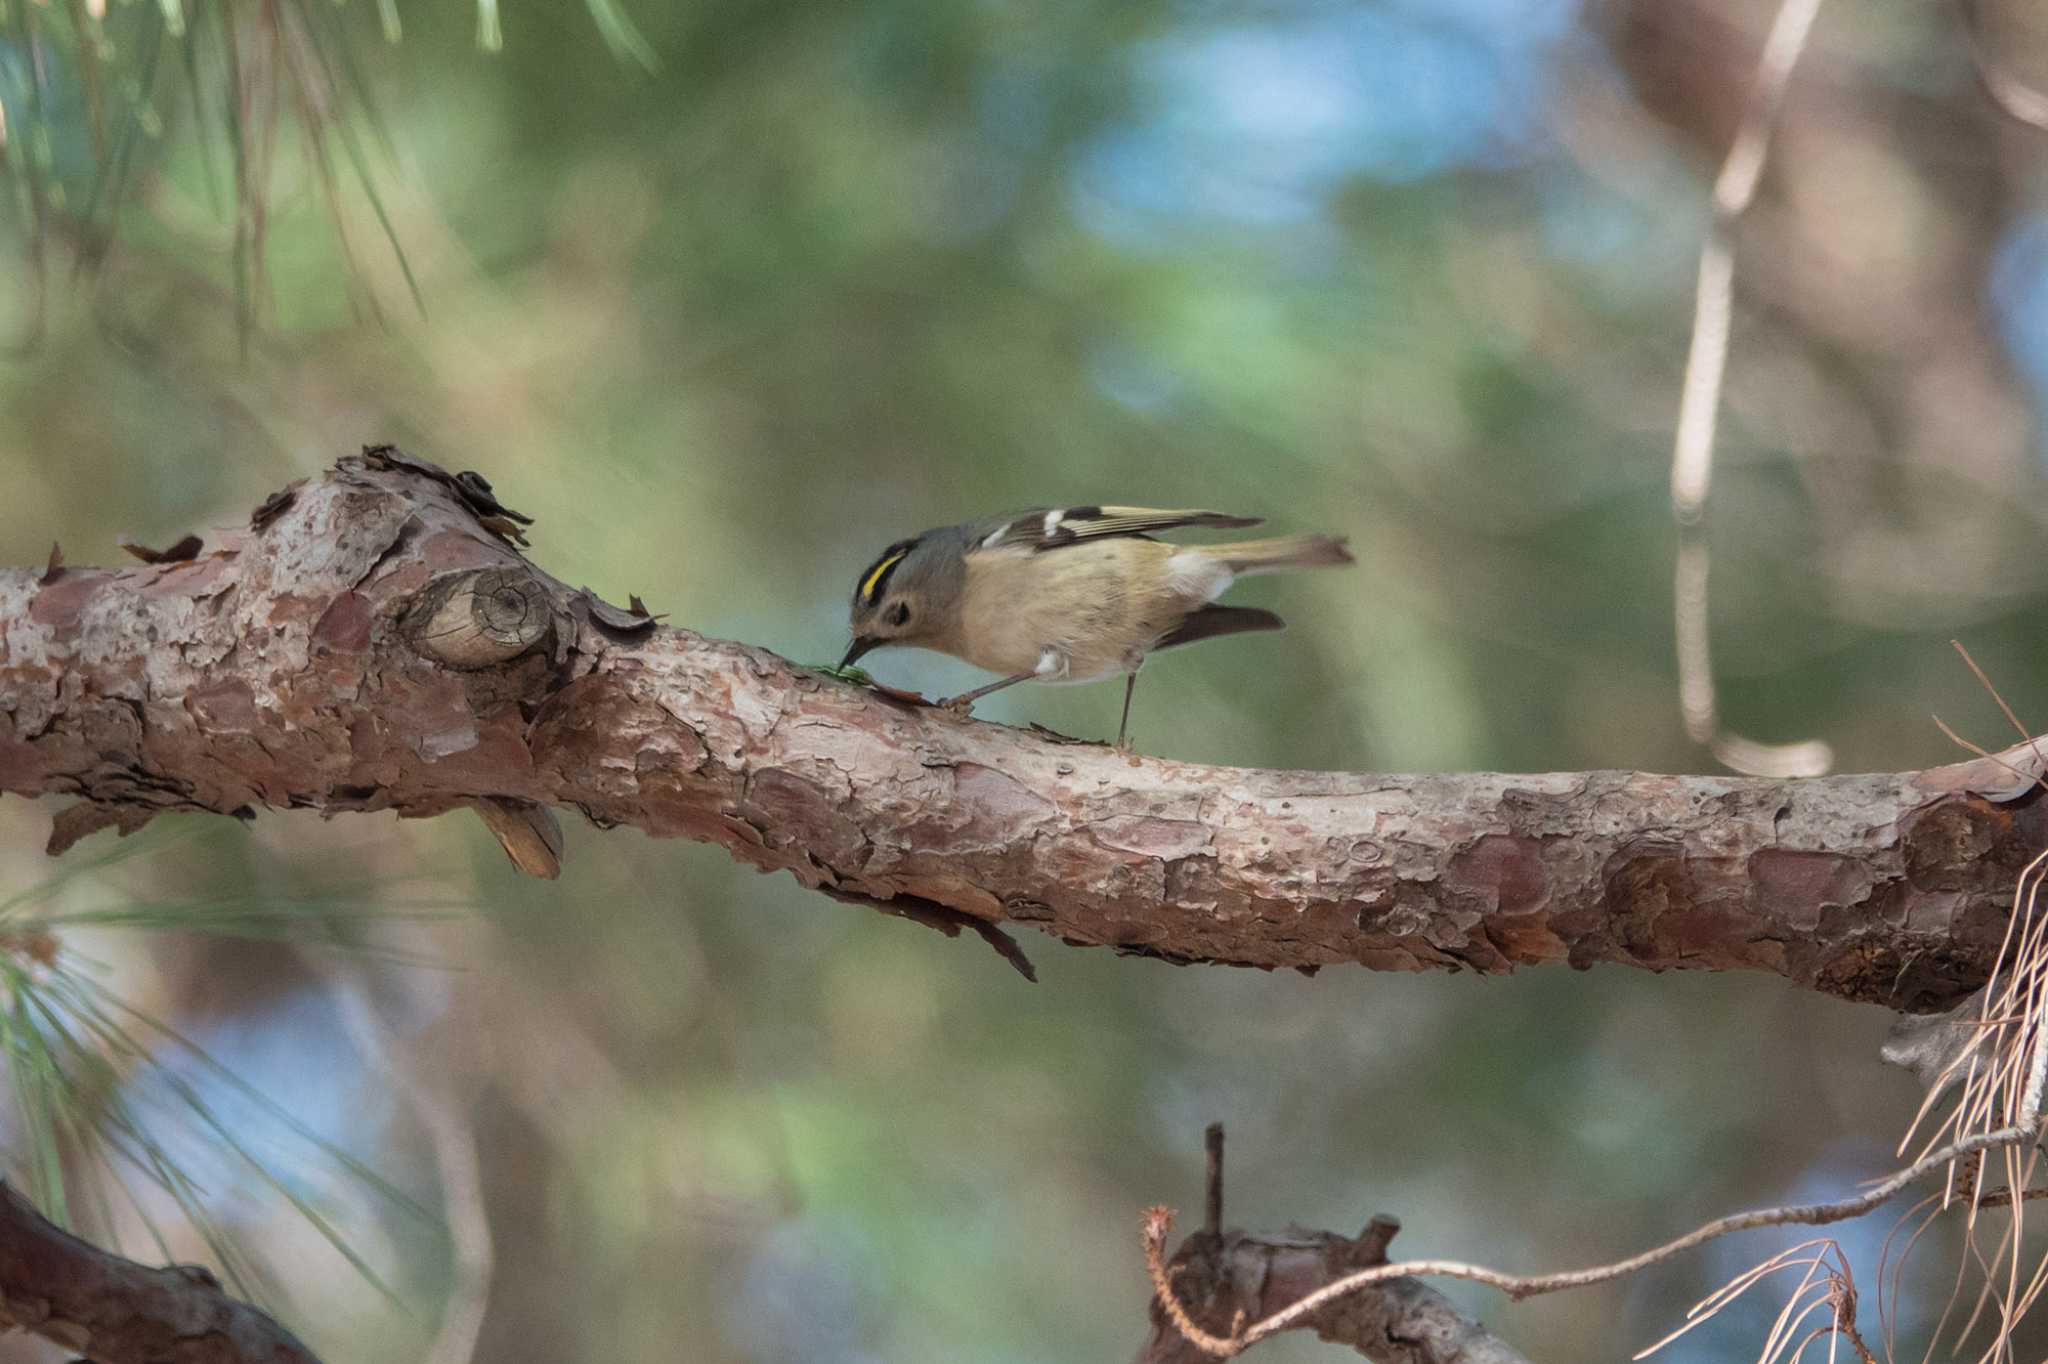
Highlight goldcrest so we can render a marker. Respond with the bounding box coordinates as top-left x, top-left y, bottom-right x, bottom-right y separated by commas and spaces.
841, 505, 1352, 747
